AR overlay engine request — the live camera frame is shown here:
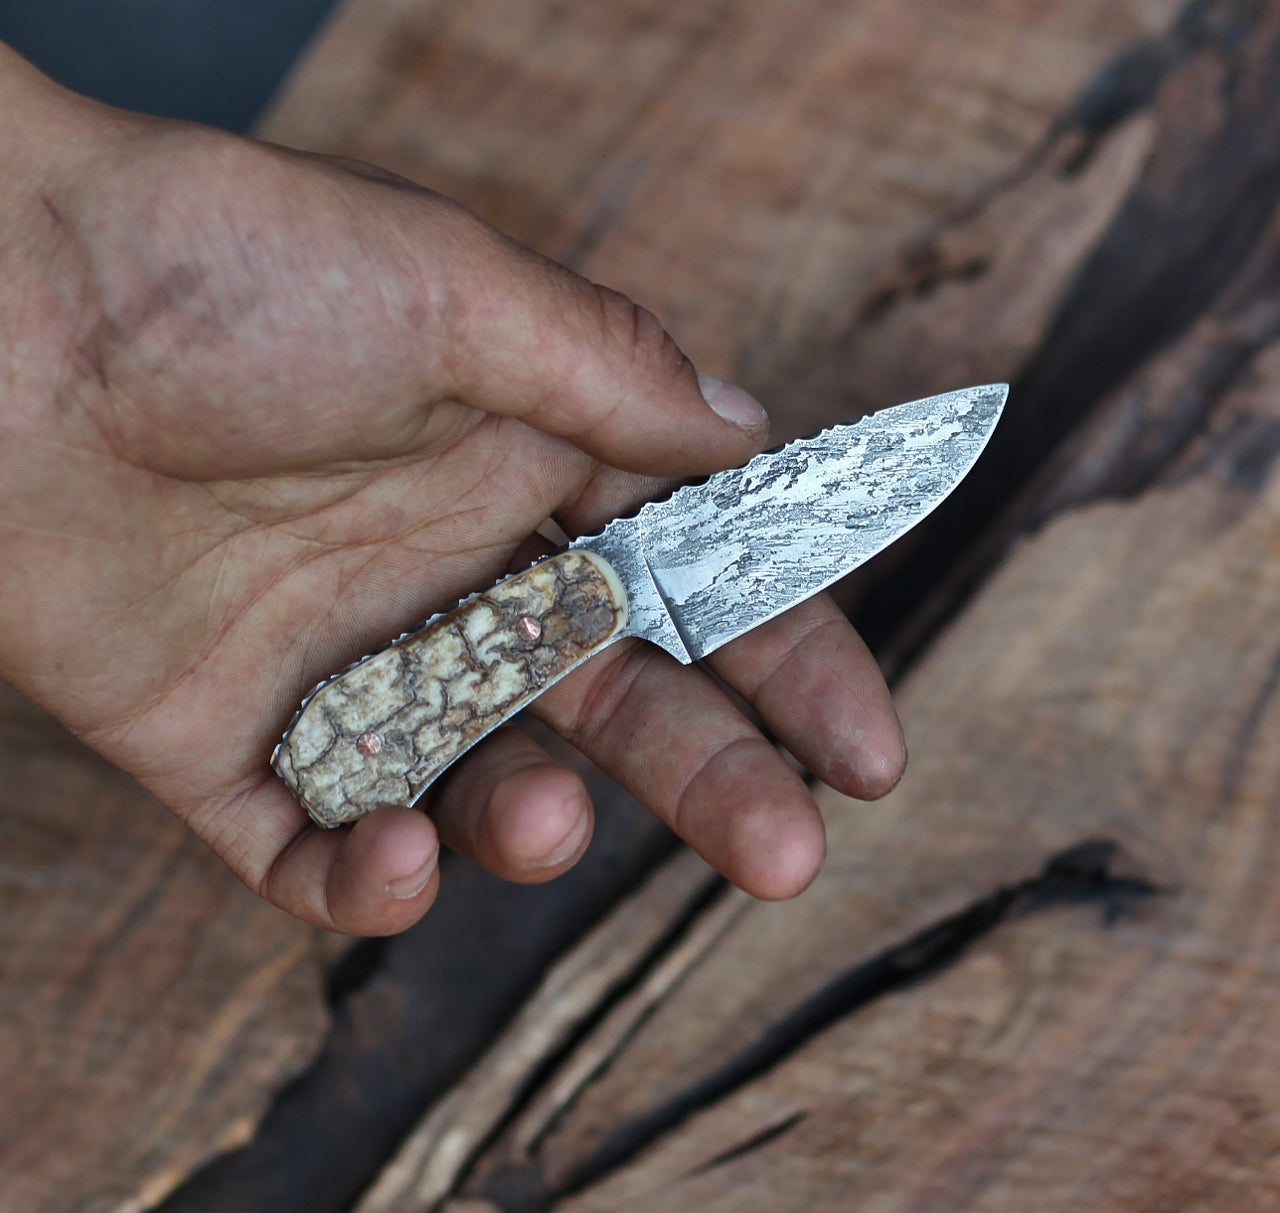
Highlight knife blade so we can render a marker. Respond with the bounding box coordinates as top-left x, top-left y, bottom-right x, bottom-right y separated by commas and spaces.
274, 383, 1007, 826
